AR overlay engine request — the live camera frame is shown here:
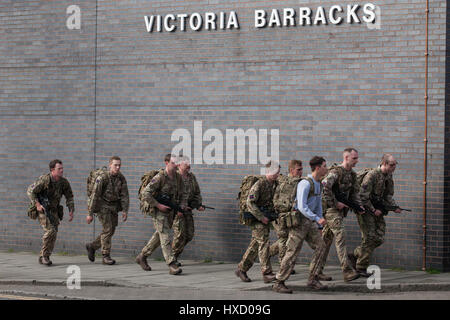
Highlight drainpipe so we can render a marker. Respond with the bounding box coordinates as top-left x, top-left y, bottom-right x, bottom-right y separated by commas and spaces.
422, 0, 429, 271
